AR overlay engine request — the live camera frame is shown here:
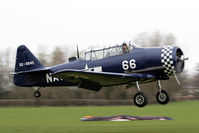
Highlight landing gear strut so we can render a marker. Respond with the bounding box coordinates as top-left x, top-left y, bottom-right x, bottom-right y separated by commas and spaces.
133, 81, 148, 107
156, 80, 170, 105
34, 87, 41, 98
